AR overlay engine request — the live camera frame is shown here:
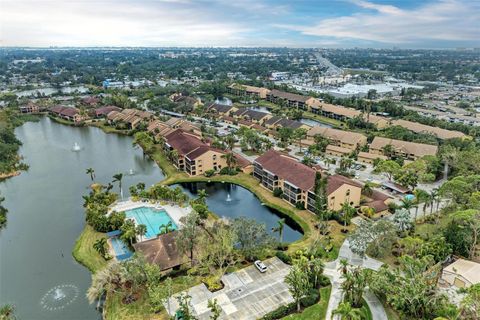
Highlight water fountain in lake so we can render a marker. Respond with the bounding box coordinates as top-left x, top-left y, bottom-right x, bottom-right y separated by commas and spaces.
129, 168, 135, 175
40, 284, 79, 311
226, 193, 232, 202
72, 142, 81, 152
